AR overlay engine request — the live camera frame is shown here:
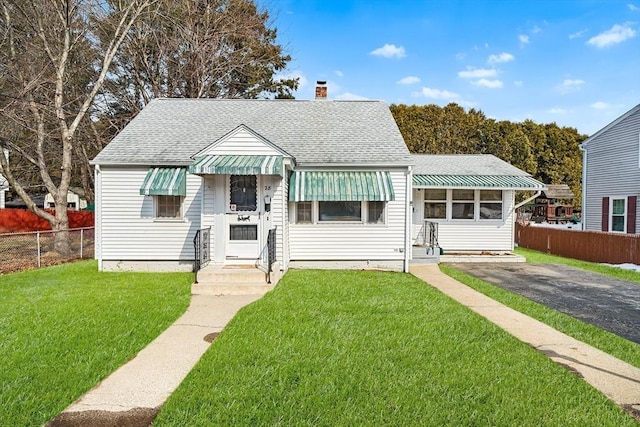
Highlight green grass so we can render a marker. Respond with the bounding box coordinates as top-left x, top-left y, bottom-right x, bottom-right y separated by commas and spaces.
156, 269, 635, 426
0, 260, 193, 426
515, 247, 640, 284
440, 248, 640, 369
